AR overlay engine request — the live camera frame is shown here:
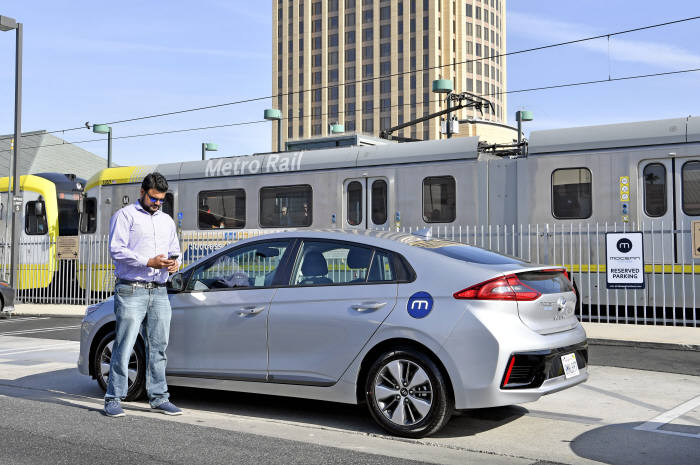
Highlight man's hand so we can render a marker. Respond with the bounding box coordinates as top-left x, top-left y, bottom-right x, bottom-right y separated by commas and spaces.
167, 261, 179, 273
147, 254, 174, 270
